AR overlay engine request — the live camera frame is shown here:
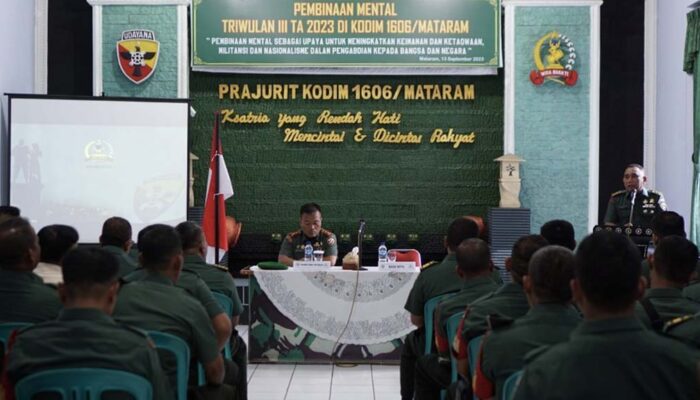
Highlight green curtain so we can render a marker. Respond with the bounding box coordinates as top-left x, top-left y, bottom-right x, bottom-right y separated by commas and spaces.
685, 9, 700, 245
